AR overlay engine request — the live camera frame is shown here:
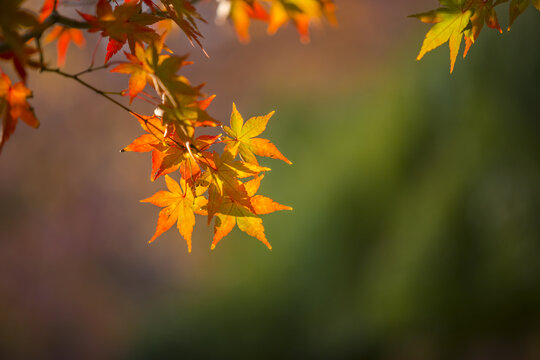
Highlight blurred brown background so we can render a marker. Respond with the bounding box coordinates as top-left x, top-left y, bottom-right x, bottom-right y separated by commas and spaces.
1, 0, 540, 359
